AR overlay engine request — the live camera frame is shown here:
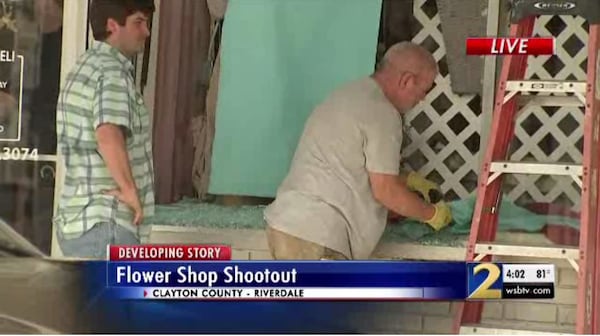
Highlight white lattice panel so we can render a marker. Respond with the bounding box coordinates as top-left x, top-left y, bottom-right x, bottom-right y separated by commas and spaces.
402, 0, 482, 201
403, 0, 587, 209
507, 15, 587, 208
